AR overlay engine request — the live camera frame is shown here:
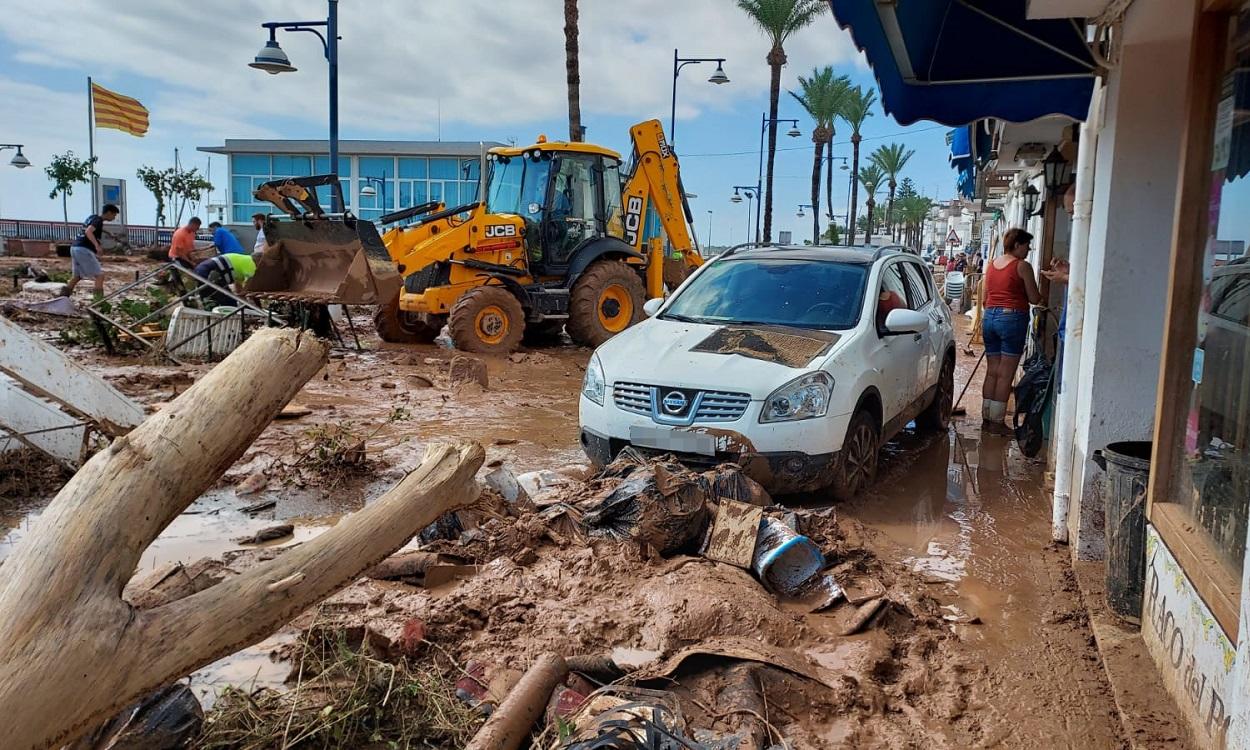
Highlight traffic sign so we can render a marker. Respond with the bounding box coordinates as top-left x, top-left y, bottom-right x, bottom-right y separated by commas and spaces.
946, 228, 962, 246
